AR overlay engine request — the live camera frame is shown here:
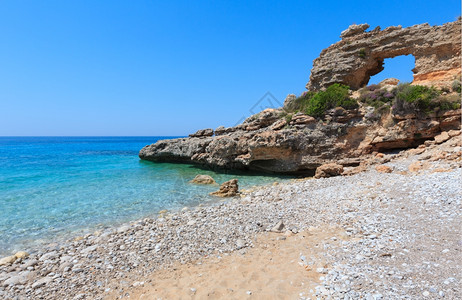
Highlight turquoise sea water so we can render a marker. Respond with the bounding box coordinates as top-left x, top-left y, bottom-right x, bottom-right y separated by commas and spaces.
0, 137, 288, 256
